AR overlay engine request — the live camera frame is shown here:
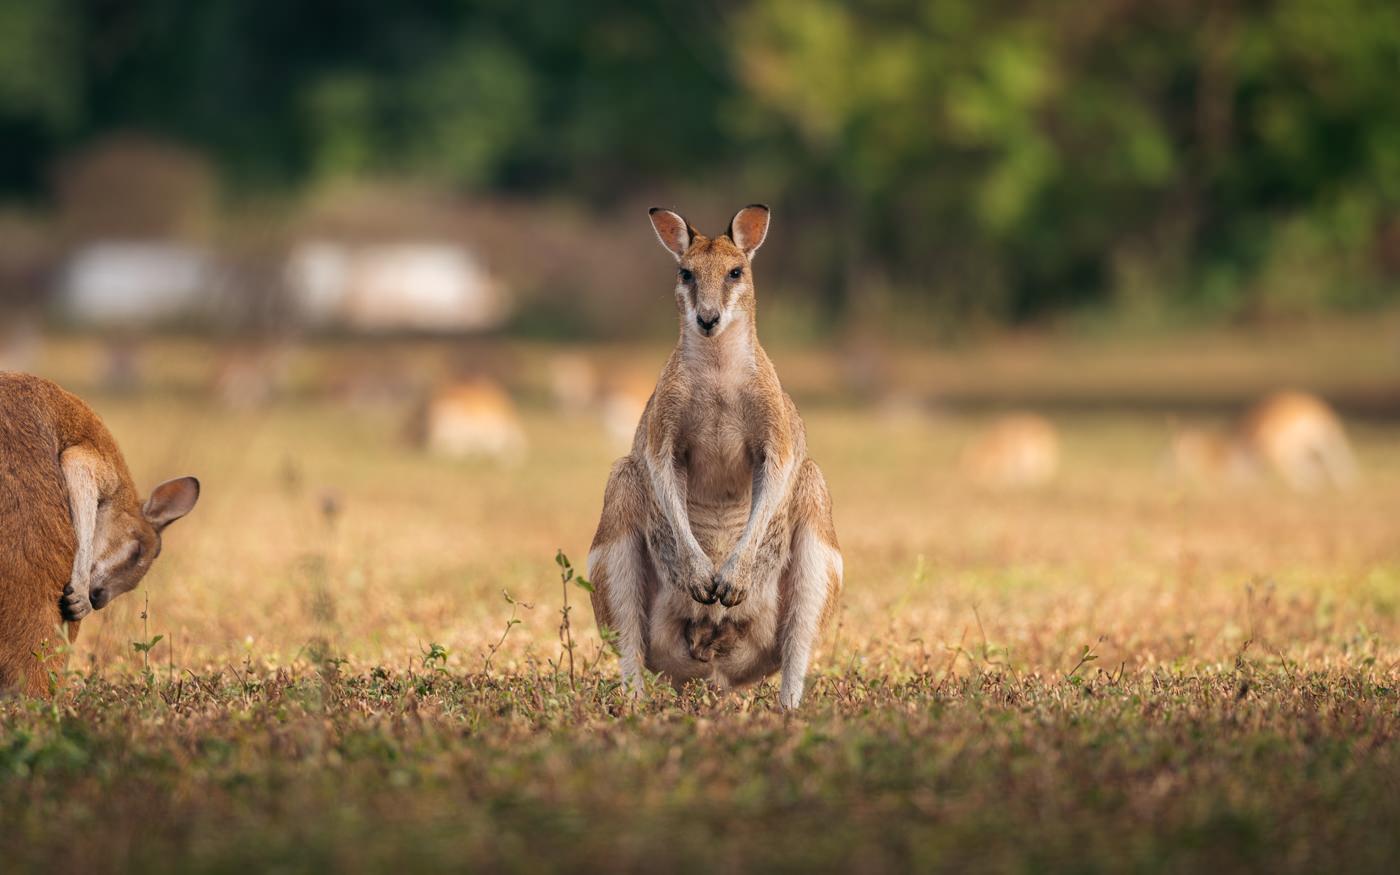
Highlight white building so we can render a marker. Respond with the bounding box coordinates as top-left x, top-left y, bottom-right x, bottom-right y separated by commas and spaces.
57, 242, 219, 326
286, 240, 507, 333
